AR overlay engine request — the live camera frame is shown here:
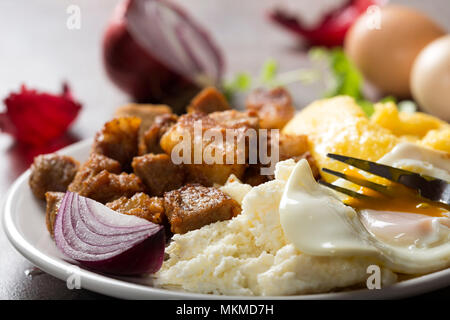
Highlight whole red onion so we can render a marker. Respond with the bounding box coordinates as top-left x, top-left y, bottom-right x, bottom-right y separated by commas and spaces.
102, 0, 224, 113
